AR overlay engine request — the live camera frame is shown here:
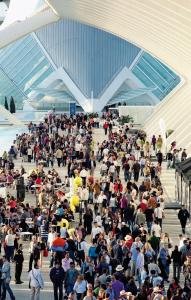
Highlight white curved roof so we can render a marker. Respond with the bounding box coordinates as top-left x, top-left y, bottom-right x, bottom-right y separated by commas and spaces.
0, 0, 191, 148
